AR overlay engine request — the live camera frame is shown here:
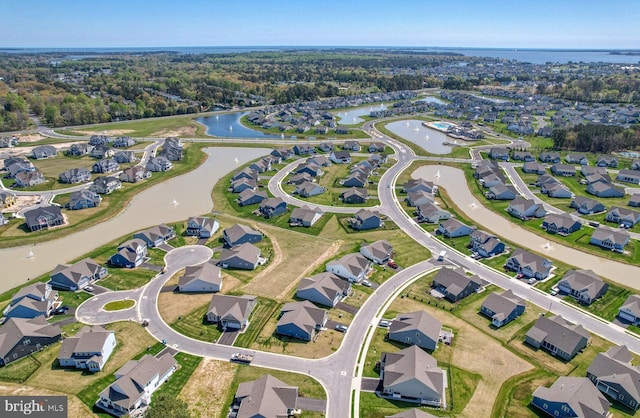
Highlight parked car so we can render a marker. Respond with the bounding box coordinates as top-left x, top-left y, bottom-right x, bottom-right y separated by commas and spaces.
387, 261, 398, 269
550, 287, 559, 296
85, 286, 95, 292
379, 320, 392, 328
335, 324, 348, 332
362, 280, 372, 287
528, 277, 536, 285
